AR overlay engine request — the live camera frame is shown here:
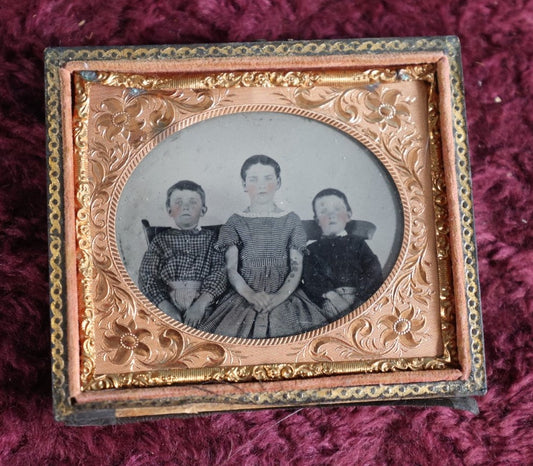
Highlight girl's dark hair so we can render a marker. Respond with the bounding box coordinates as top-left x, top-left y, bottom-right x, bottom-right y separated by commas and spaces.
166, 180, 206, 209
240, 154, 281, 181
312, 188, 352, 215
